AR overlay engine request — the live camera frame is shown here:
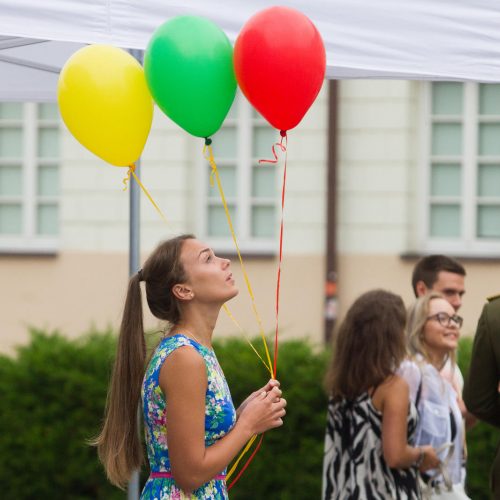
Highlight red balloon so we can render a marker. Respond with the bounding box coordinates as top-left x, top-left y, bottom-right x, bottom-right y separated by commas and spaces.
234, 6, 326, 132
